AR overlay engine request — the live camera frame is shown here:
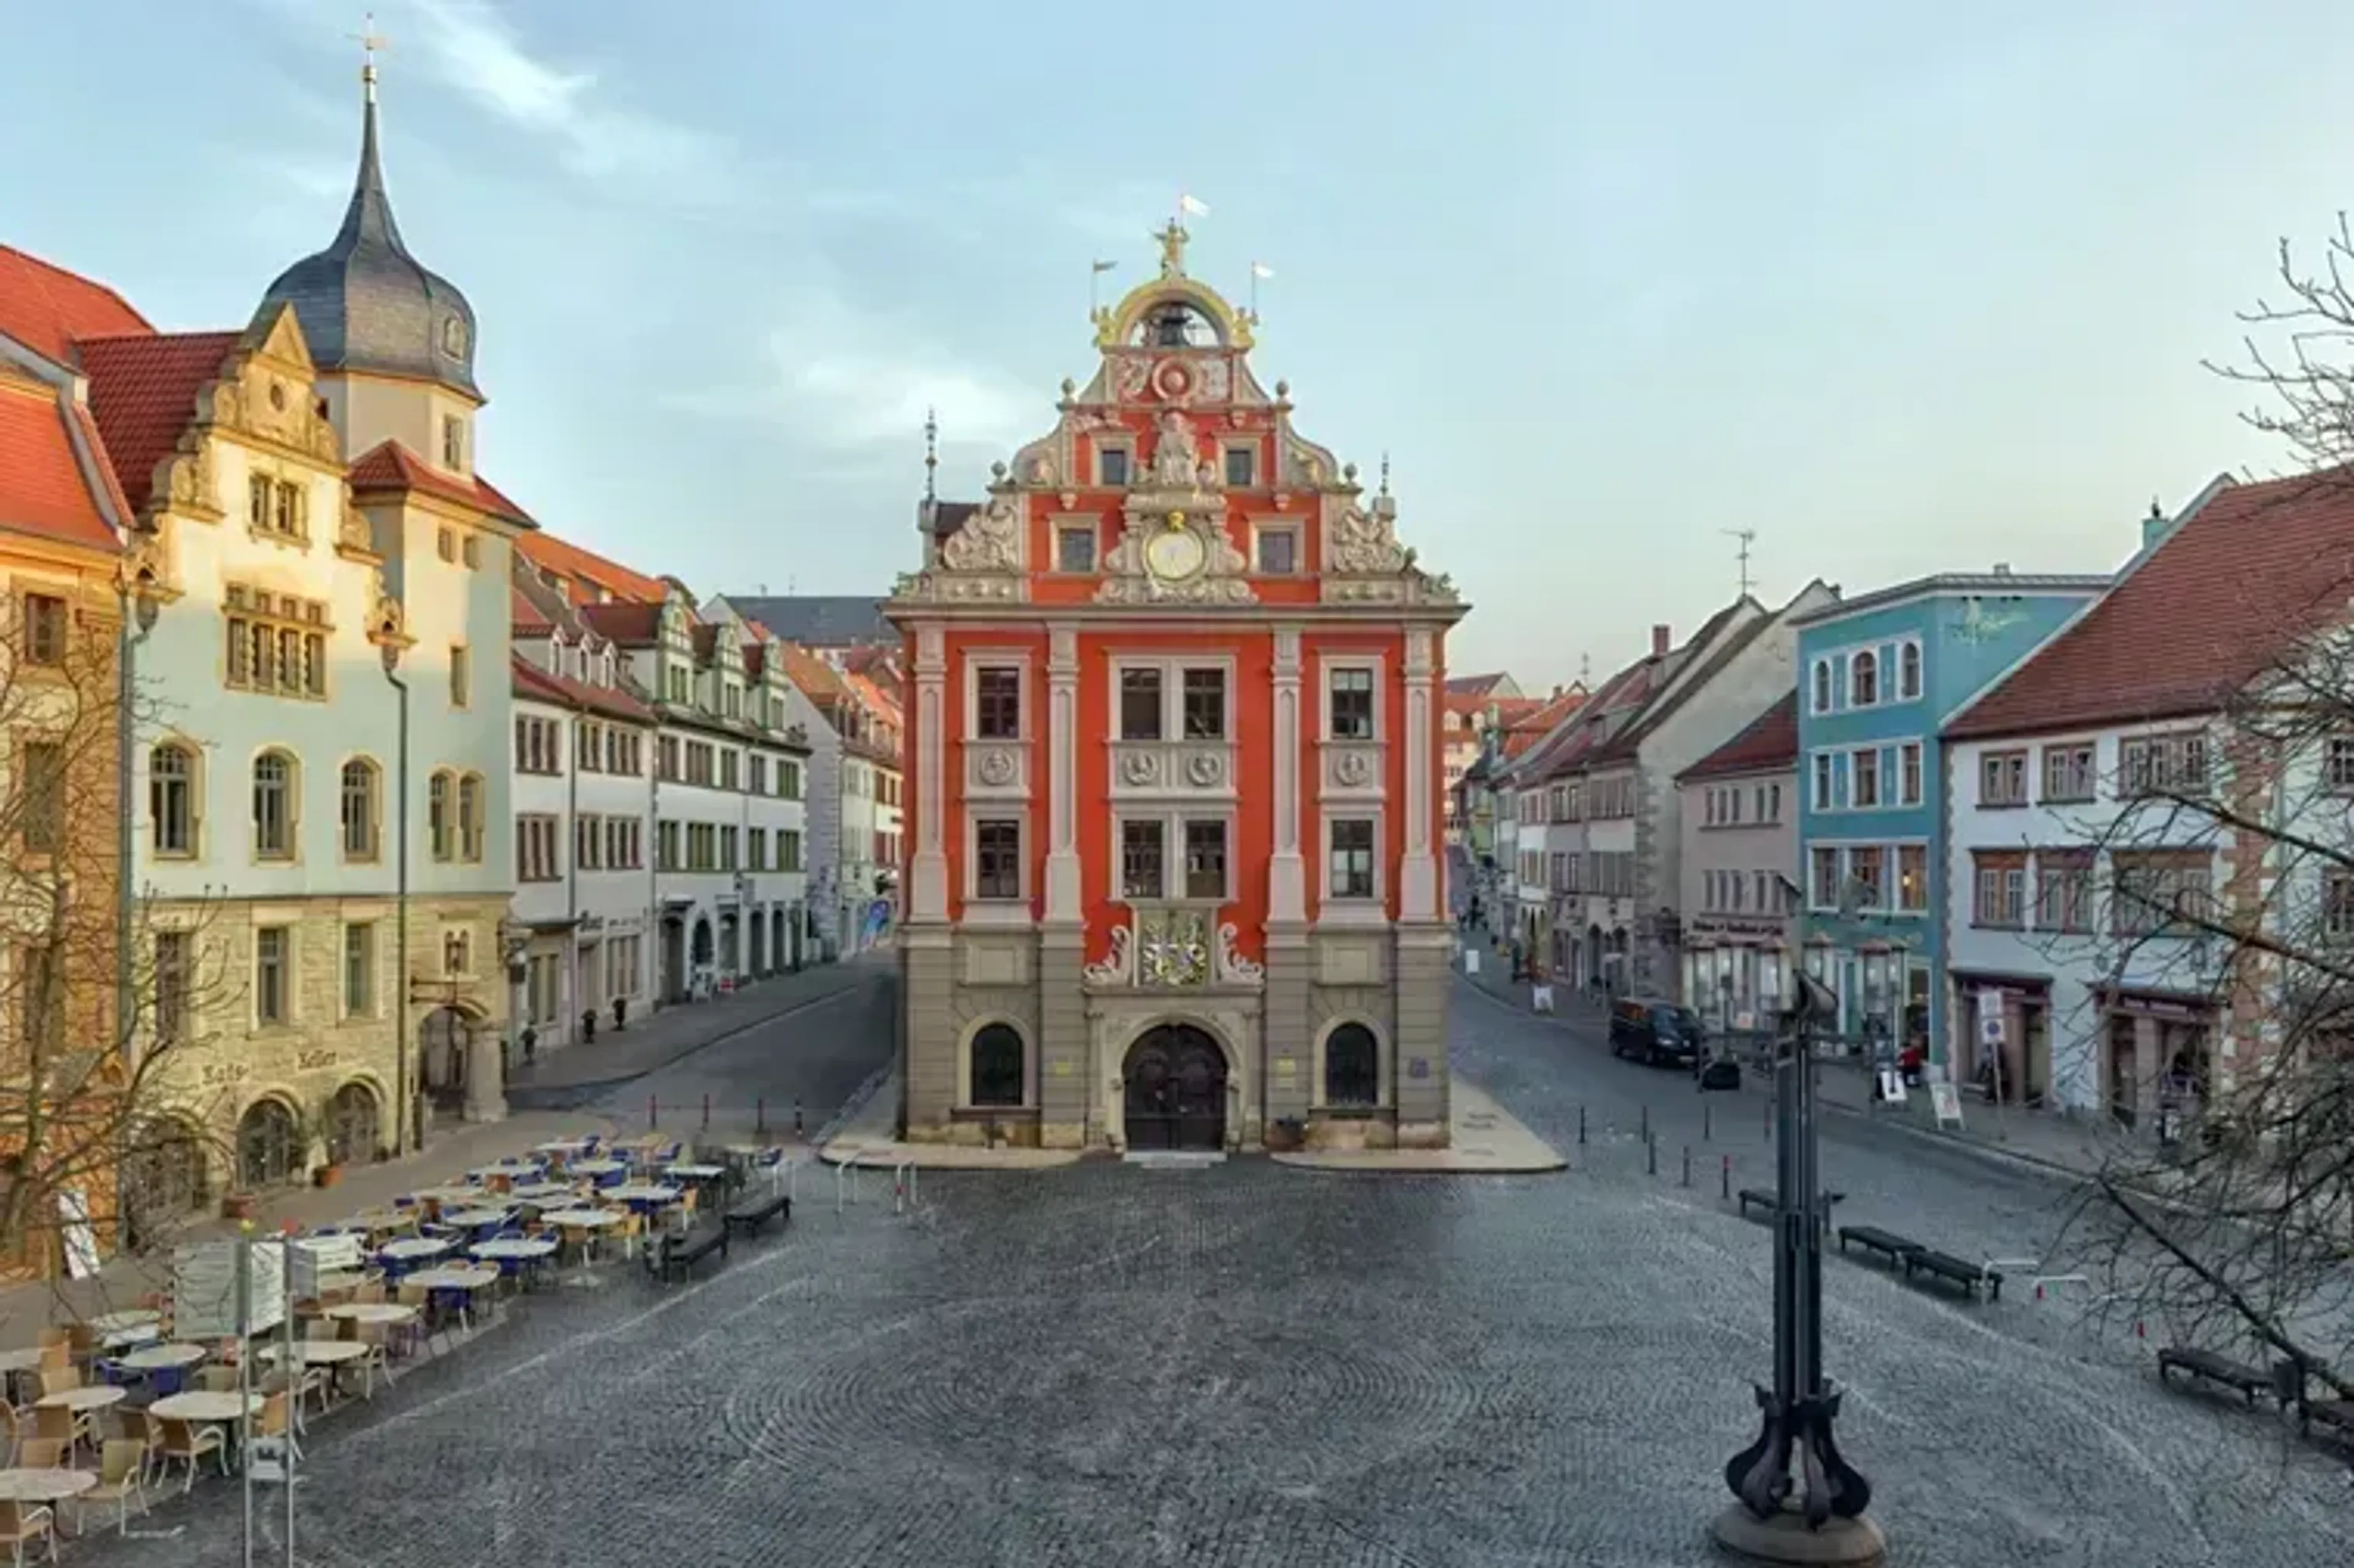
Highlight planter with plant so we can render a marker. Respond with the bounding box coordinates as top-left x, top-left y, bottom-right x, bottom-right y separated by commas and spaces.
1268, 1116, 1308, 1152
